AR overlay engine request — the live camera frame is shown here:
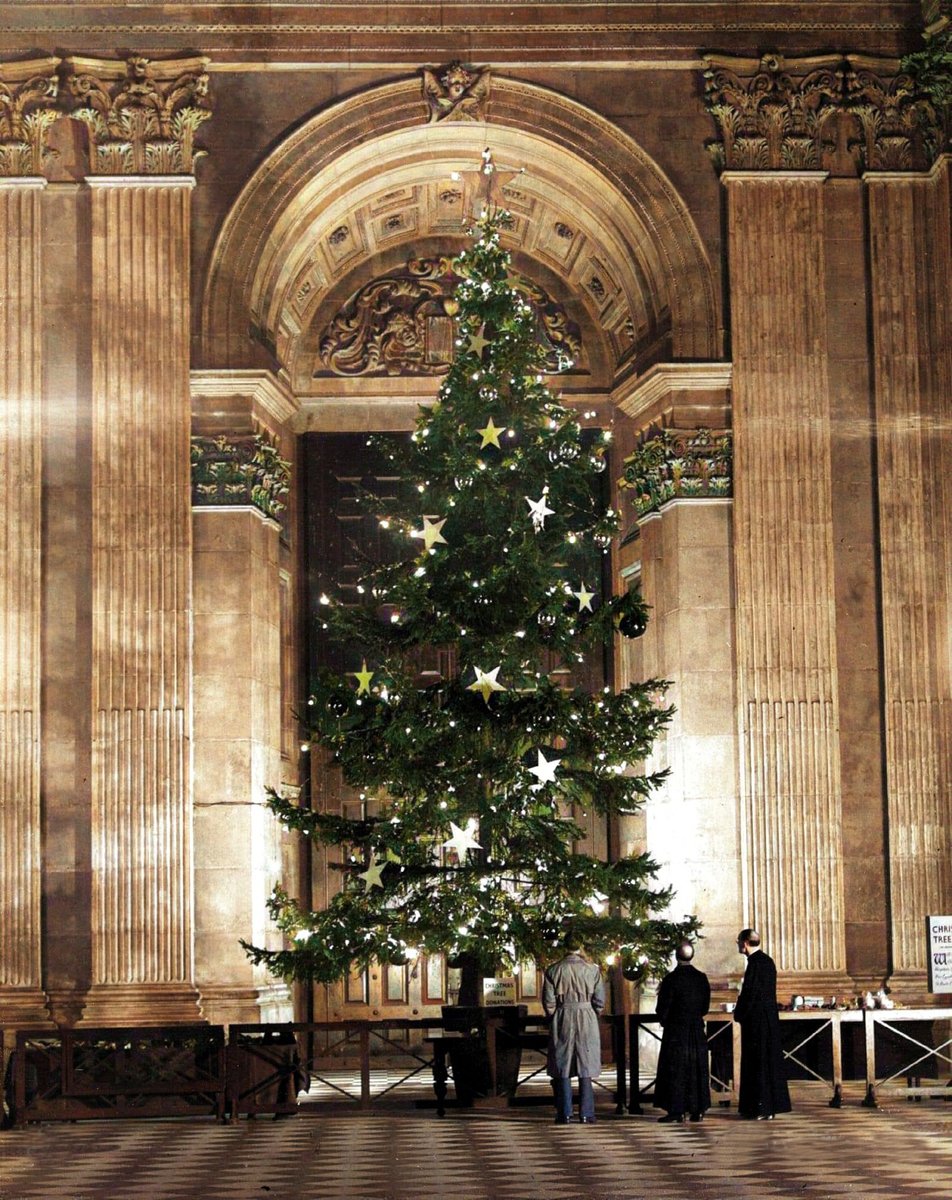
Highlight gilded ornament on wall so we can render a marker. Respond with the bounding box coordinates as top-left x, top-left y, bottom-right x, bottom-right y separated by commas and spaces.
63, 54, 211, 175
316, 257, 581, 378
421, 62, 491, 123
0, 58, 61, 177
